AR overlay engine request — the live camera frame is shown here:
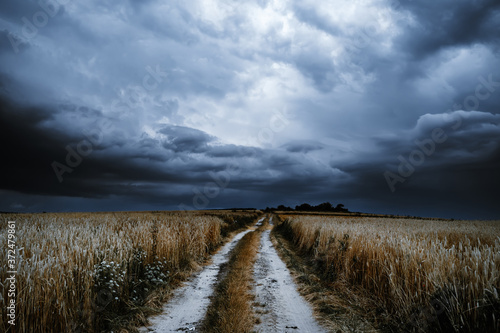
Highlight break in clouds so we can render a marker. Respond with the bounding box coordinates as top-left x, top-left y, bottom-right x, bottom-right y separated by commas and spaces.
1, 0, 499, 219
